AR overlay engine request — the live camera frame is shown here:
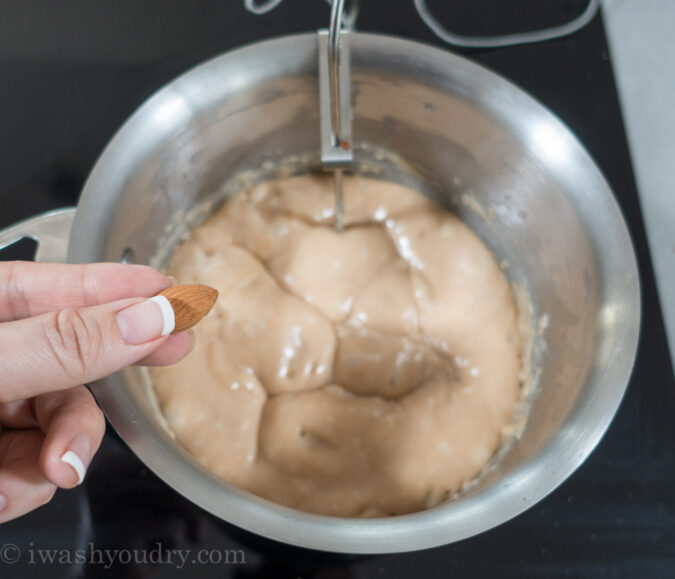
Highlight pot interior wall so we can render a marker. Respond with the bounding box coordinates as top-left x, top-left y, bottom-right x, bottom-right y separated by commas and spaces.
104, 62, 595, 500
